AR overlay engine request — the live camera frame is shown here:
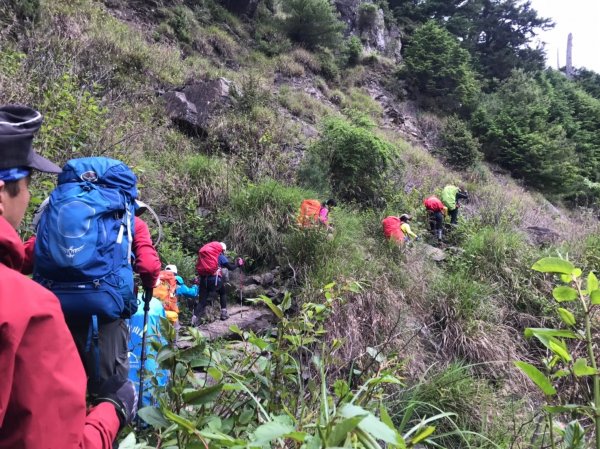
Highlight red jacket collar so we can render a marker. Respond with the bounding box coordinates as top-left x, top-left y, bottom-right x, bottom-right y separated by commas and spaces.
0, 216, 25, 271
